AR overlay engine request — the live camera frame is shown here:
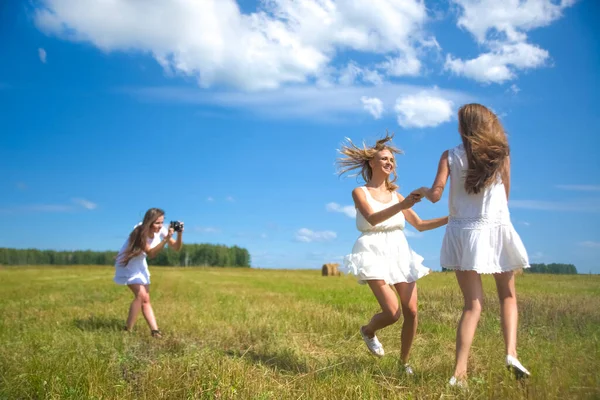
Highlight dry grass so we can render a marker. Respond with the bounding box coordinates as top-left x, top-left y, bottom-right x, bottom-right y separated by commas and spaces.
0, 266, 598, 399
